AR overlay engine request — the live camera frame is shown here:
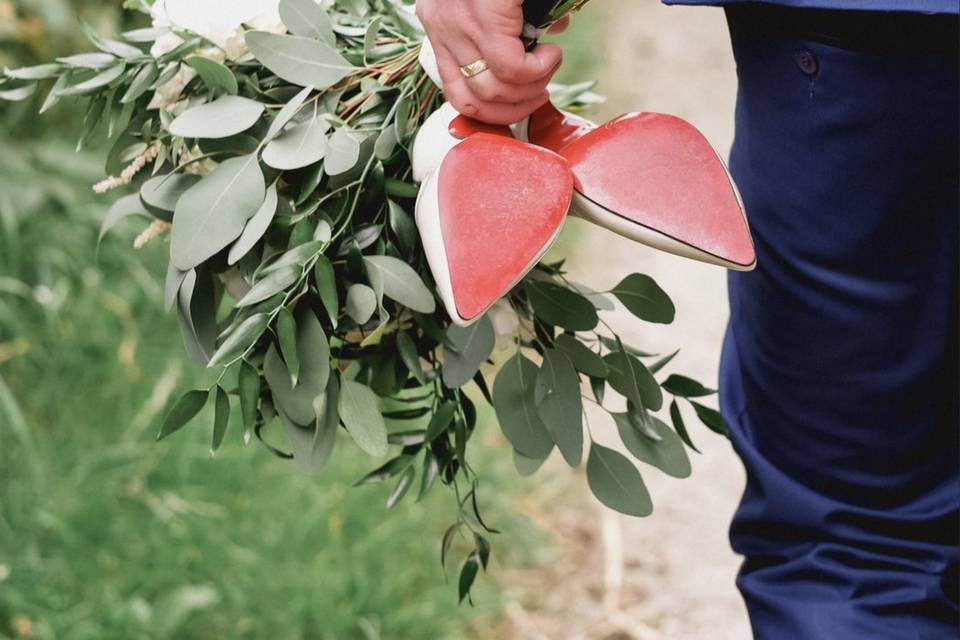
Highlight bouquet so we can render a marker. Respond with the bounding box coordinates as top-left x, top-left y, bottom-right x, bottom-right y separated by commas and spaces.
0, 0, 729, 600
